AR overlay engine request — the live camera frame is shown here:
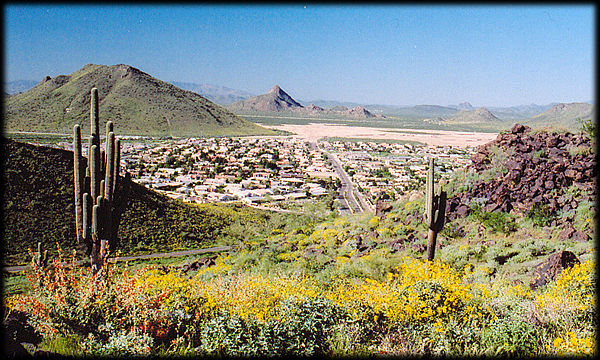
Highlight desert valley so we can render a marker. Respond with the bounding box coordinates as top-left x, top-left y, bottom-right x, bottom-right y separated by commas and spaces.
2, 6, 596, 357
